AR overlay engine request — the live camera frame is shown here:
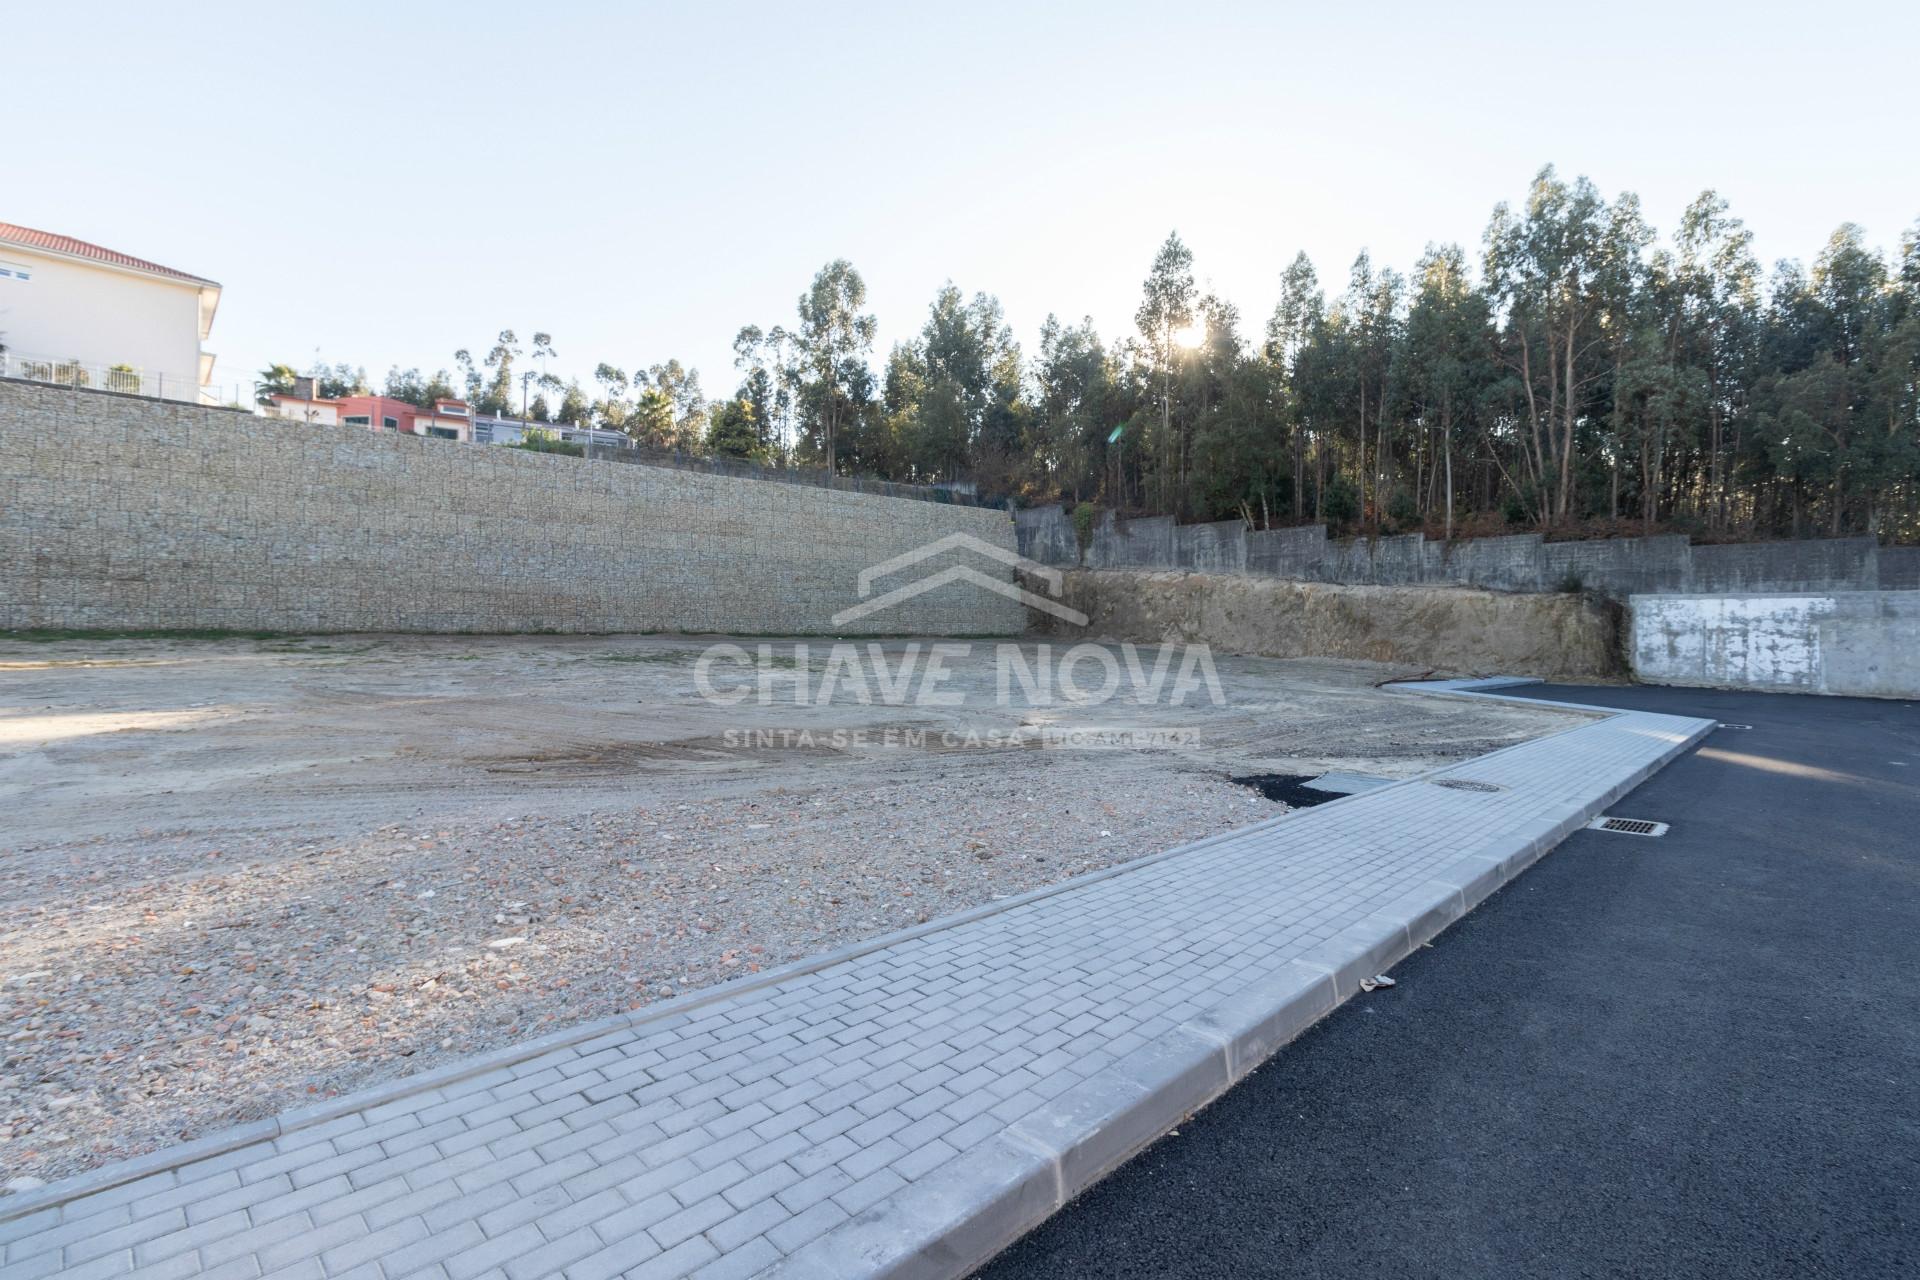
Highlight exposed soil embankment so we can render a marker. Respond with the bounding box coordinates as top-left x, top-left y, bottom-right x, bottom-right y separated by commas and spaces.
1036, 570, 1624, 680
